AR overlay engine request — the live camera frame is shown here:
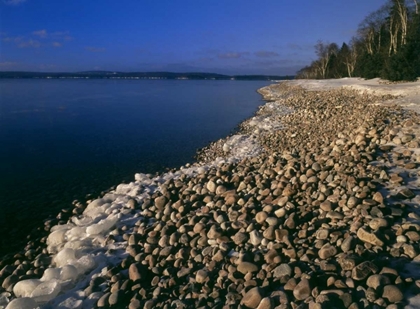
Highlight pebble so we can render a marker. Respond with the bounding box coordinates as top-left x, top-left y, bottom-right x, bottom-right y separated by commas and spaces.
241, 287, 263, 308
273, 264, 292, 278
237, 262, 259, 274
366, 274, 391, 290
318, 243, 337, 259
357, 228, 384, 246
293, 278, 311, 300
382, 285, 404, 303
196, 269, 208, 283
3, 82, 420, 308
352, 261, 378, 281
